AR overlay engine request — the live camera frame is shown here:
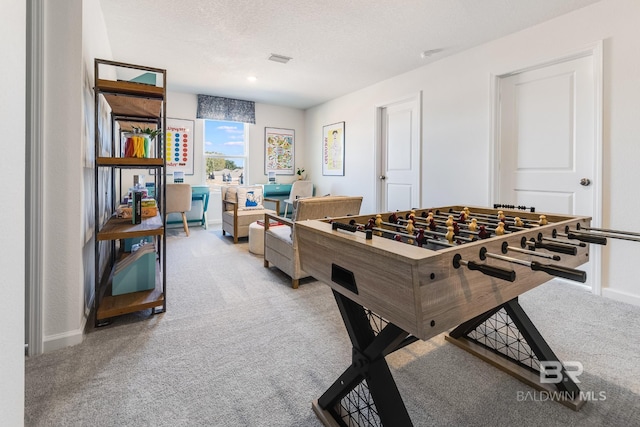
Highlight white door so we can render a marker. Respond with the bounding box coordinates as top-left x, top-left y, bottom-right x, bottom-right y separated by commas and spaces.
498, 53, 600, 291
378, 95, 421, 212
